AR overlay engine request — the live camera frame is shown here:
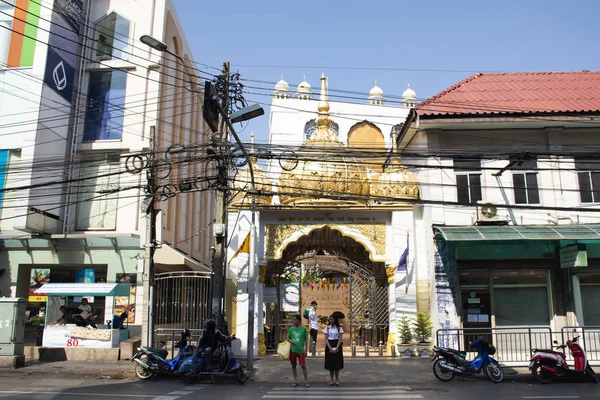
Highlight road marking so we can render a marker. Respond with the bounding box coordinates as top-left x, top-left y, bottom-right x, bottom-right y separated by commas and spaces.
270, 386, 412, 392
165, 392, 194, 396
263, 387, 422, 399
0, 392, 154, 398
263, 396, 422, 399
